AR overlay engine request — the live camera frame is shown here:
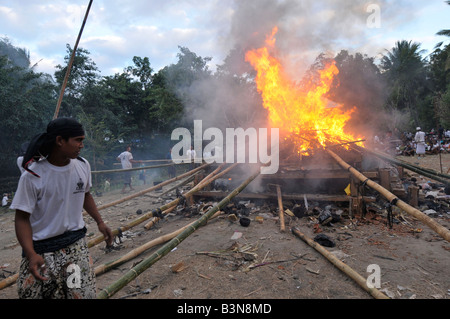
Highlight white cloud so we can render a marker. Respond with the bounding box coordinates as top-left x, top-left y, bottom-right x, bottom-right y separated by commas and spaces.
0, 0, 448, 77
